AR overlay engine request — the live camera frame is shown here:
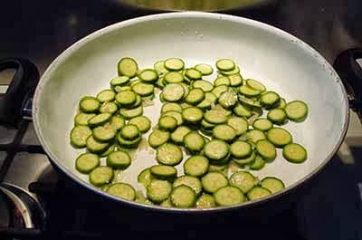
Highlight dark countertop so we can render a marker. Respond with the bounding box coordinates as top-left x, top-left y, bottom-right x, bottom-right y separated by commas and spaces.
0, 0, 361, 74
